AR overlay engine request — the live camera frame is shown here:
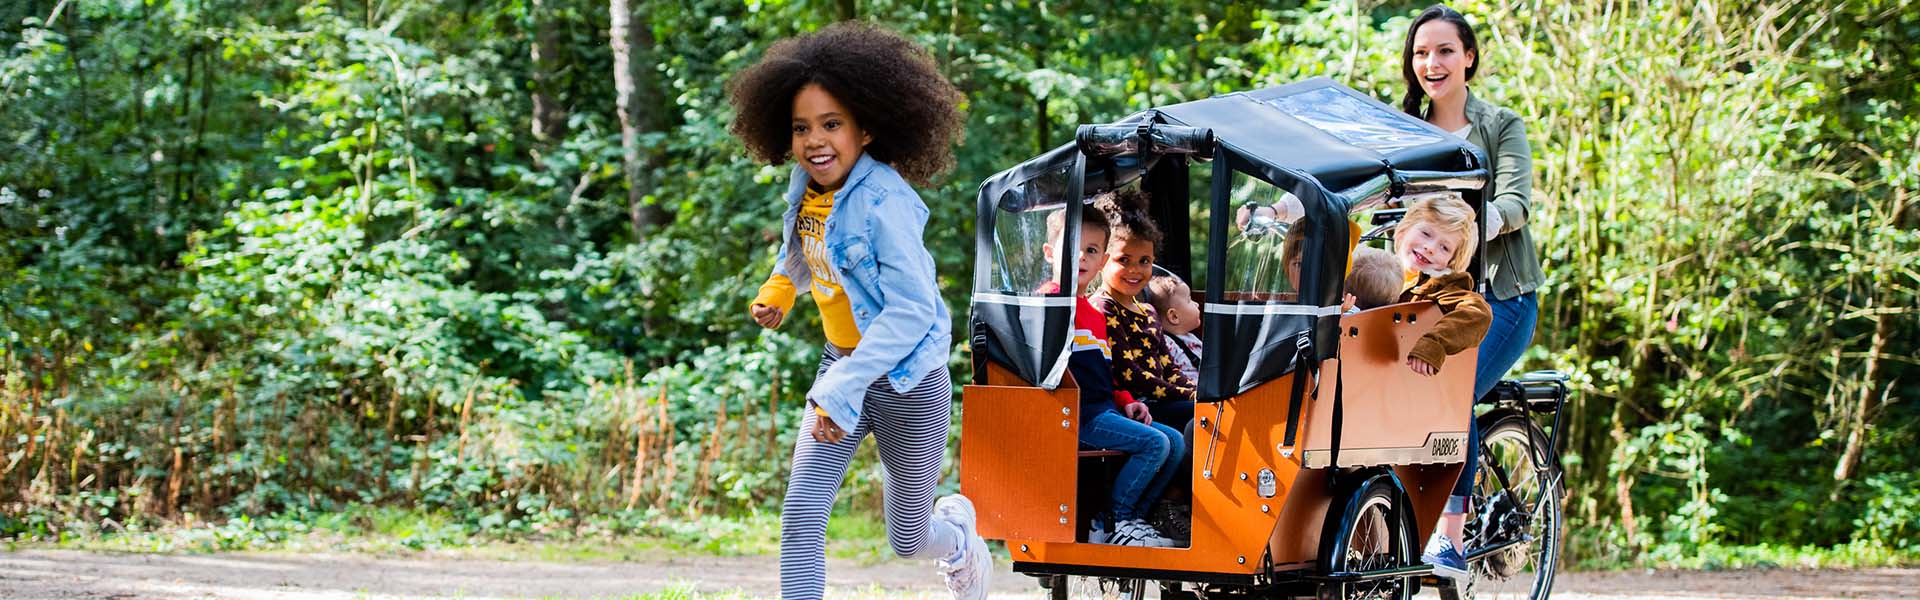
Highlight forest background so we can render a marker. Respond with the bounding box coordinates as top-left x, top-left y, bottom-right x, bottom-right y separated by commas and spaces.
3, 0, 1916, 567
